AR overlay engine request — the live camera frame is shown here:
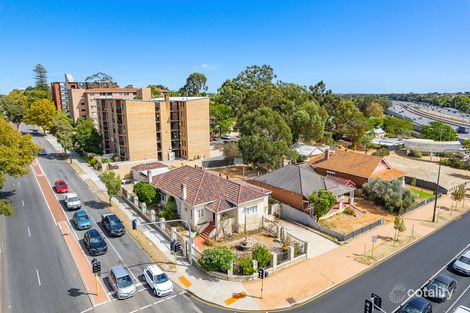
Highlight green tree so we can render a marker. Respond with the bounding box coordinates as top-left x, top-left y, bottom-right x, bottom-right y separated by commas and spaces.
345, 121, 367, 149
251, 244, 271, 268
365, 101, 384, 117
308, 190, 336, 221
100, 171, 122, 203
33, 64, 48, 91
363, 179, 414, 213
0, 116, 39, 216
75, 118, 102, 153
393, 215, 406, 242
411, 177, 417, 188
326, 99, 364, 139
180, 72, 208, 96
24, 88, 50, 106
382, 116, 413, 137
210, 102, 236, 136
147, 84, 168, 97
51, 111, 75, 158
421, 121, 457, 141
238, 107, 292, 171
133, 182, 157, 206
200, 246, 236, 273
85, 72, 118, 87
24, 99, 56, 133
0, 91, 27, 127
463, 140, 470, 151
290, 101, 327, 144
222, 142, 241, 160
160, 196, 178, 219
